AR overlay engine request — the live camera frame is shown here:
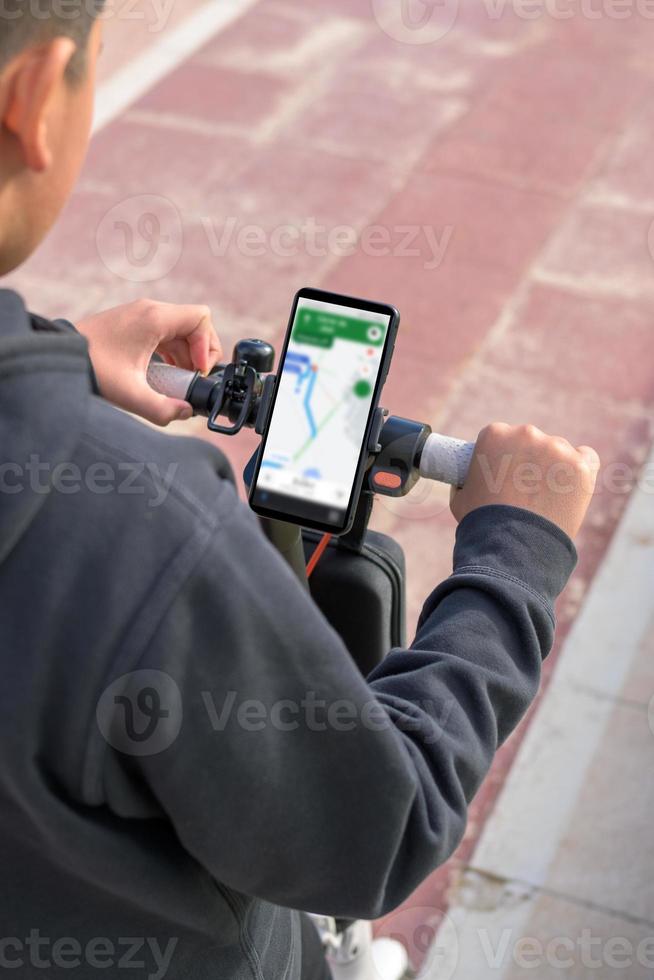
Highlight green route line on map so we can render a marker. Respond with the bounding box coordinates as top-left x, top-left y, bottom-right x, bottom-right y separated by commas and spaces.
293, 397, 343, 464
